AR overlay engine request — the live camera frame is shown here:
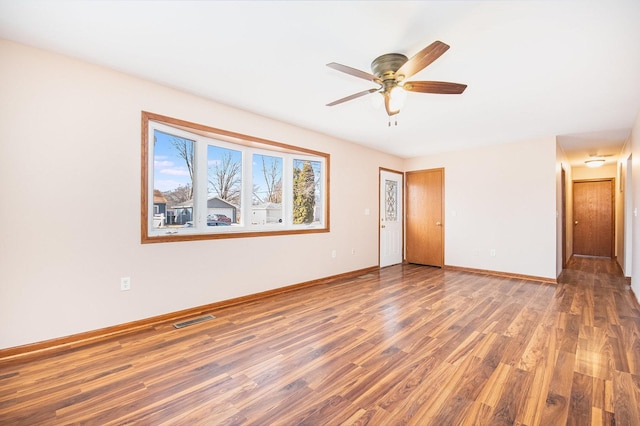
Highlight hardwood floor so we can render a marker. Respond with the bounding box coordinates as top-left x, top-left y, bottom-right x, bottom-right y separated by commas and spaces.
1, 257, 639, 425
